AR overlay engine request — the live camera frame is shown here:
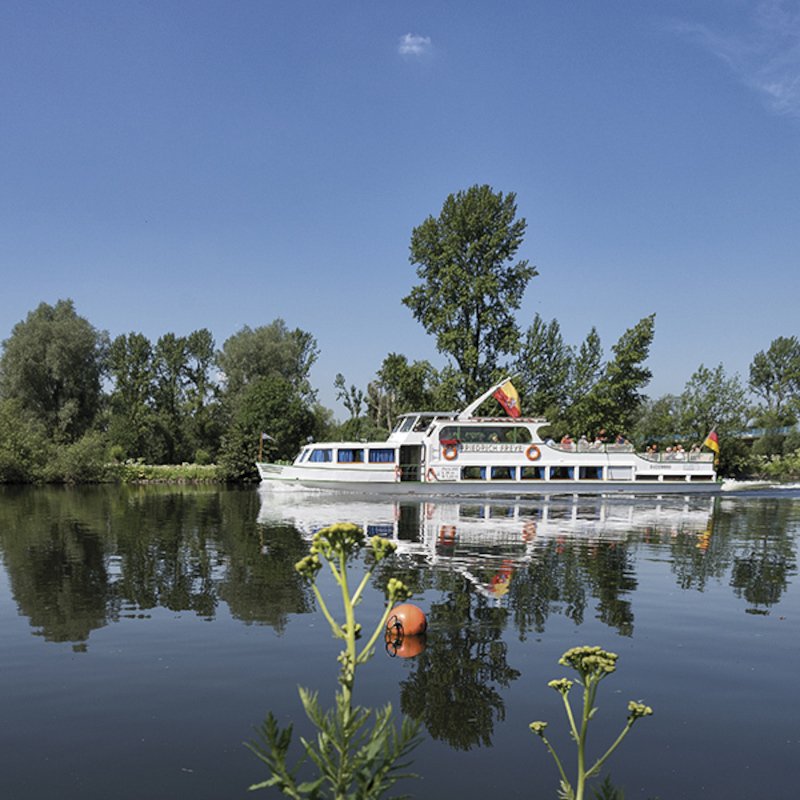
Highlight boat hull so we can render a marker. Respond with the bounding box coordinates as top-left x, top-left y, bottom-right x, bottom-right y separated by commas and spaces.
256, 468, 721, 496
